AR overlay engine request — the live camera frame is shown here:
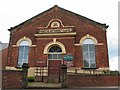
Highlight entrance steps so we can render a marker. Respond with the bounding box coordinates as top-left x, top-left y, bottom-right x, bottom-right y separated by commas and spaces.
27, 82, 62, 89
